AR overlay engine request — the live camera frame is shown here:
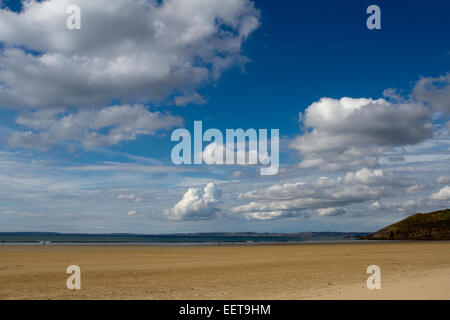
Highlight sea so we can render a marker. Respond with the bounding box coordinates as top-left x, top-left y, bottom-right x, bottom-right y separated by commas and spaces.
0, 232, 371, 245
